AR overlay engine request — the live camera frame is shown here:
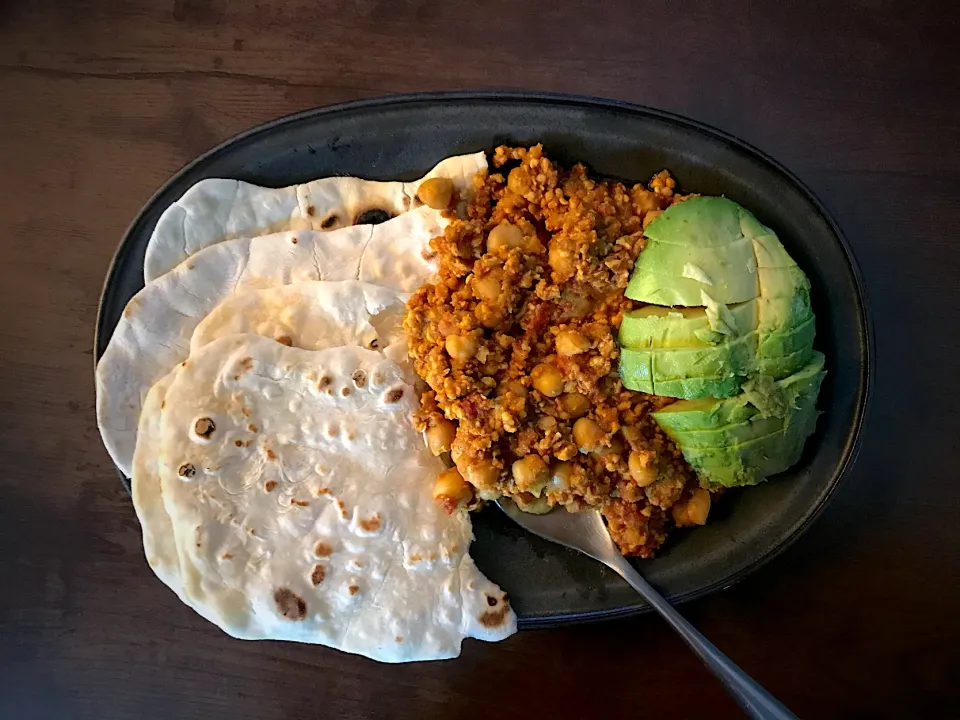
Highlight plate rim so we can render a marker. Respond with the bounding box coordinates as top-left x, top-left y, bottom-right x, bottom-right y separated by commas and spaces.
95, 91, 873, 627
